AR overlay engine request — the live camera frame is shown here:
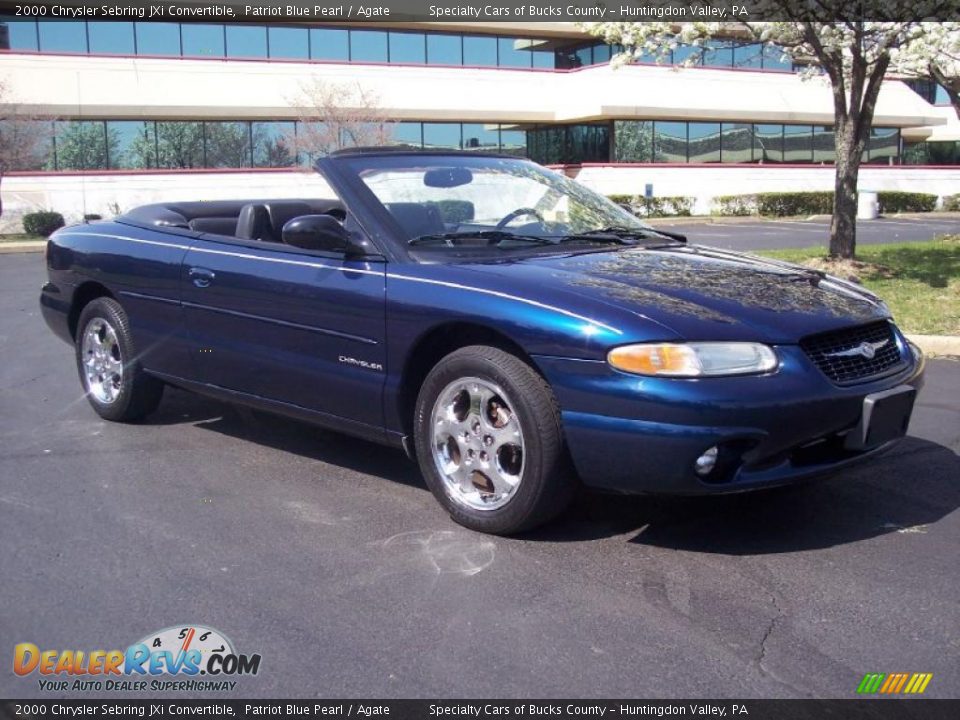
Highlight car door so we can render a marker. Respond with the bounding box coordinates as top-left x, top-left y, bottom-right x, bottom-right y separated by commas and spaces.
180, 234, 387, 429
